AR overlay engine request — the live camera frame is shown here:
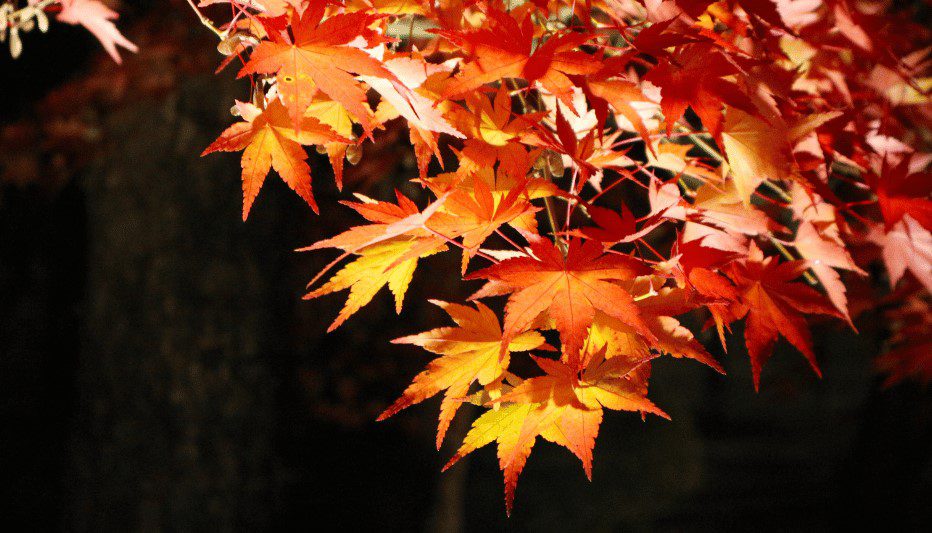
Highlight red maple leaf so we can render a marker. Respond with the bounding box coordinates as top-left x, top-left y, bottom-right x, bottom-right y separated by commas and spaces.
644, 43, 757, 142
865, 156, 932, 231
727, 243, 841, 389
